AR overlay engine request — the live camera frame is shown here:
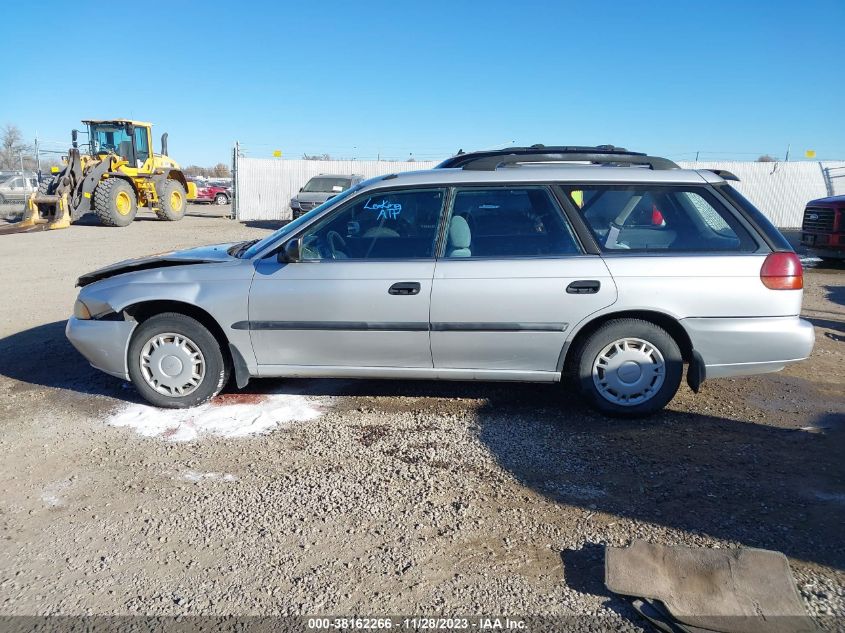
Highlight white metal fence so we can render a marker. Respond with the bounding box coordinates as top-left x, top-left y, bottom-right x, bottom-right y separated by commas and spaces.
678, 160, 845, 228
233, 157, 438, 222
234, 154, 845, 228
